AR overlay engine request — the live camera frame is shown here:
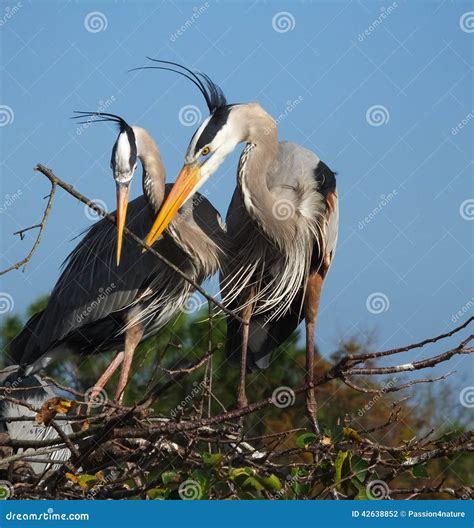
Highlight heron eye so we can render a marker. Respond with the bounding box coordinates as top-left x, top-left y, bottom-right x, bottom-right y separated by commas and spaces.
201, 147, 210, 156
